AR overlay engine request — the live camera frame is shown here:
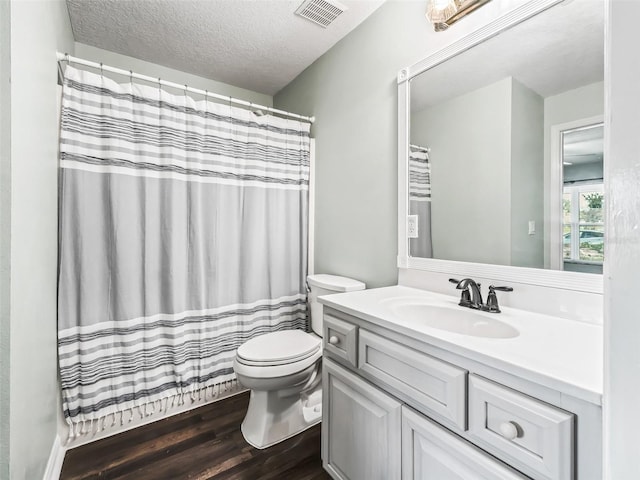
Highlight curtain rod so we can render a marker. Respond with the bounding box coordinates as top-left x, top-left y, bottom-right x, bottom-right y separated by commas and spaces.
56, 52, 315, 124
